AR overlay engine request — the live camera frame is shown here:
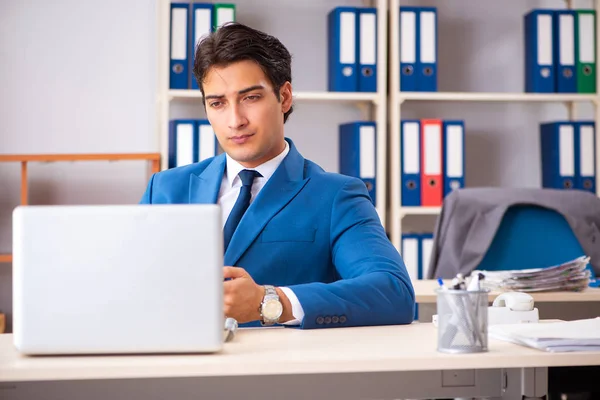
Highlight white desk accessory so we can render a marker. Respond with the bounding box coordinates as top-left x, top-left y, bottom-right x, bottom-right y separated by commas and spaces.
488, 292, 539, 325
